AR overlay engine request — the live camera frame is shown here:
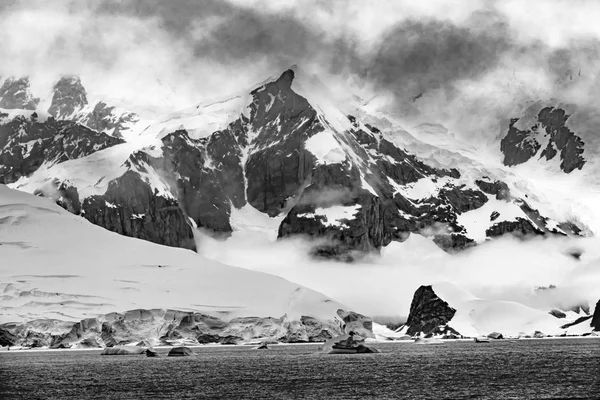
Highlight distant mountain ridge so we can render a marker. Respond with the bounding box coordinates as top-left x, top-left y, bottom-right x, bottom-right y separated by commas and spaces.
0, 69, 592, 259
